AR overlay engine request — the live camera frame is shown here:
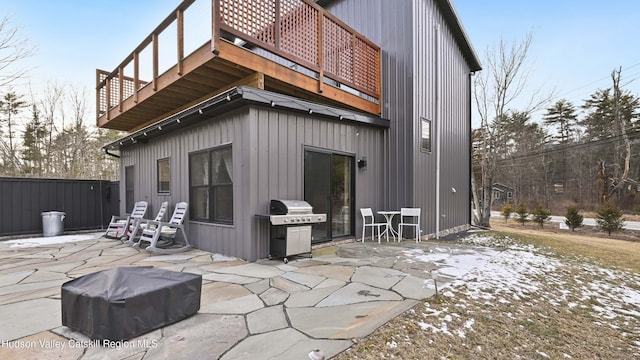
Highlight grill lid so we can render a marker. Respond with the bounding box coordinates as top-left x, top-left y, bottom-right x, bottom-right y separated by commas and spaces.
270, 199, 313, 215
